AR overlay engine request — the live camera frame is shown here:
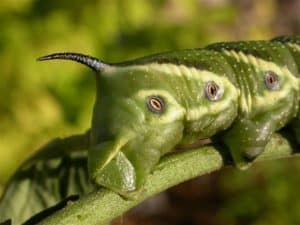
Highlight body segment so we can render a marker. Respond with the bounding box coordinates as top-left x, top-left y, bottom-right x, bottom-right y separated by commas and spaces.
206, 40, 300, 167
